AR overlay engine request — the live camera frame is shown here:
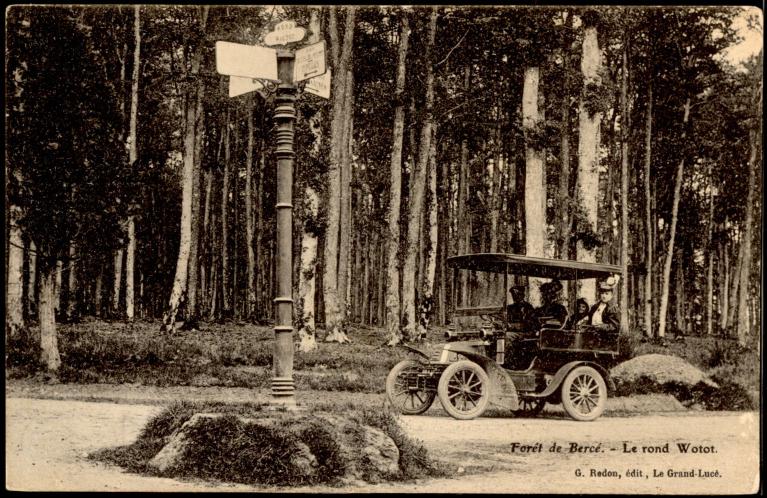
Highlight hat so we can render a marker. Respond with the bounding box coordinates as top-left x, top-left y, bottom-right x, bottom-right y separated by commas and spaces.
599, 275, 619, 291
509, 285, 526, 293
